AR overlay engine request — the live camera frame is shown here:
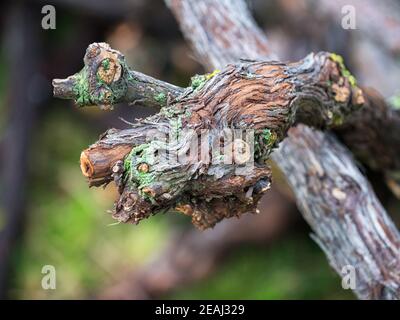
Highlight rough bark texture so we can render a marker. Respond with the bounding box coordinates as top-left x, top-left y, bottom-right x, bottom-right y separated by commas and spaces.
166, 0, 277, 69
52, 42, 183, 110
273, 125, 400, 299
51, 0, 400, 299
53, 42, 366, 230
53, 42, 400, 192
165, 0, 400, 299
166, 0, 400, 190
335, 87, 400, 194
